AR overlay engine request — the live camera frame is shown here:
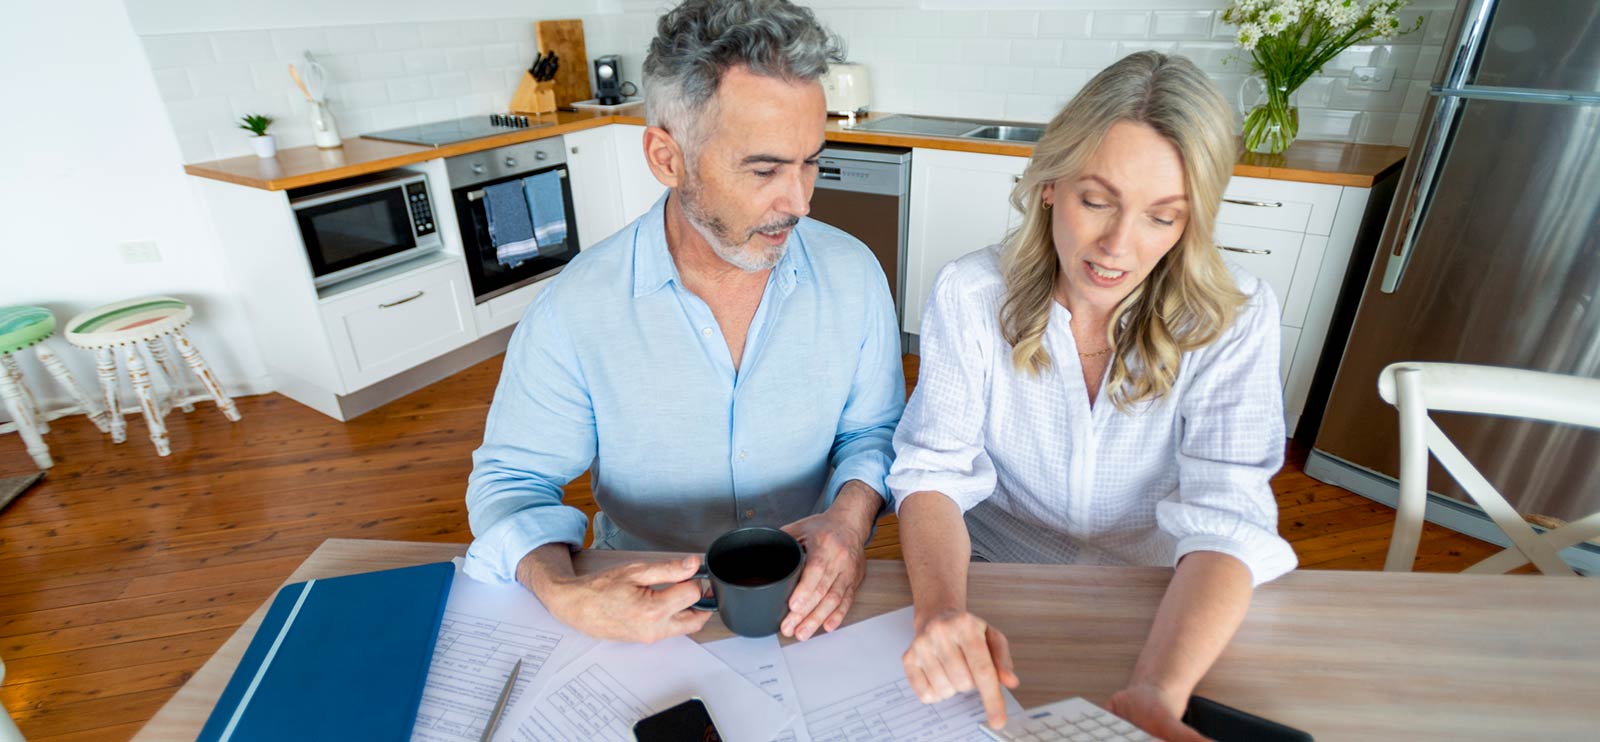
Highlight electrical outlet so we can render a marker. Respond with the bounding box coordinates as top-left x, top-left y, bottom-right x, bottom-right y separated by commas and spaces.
1349, 66, 1394, 91
119, 241, 162, 264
